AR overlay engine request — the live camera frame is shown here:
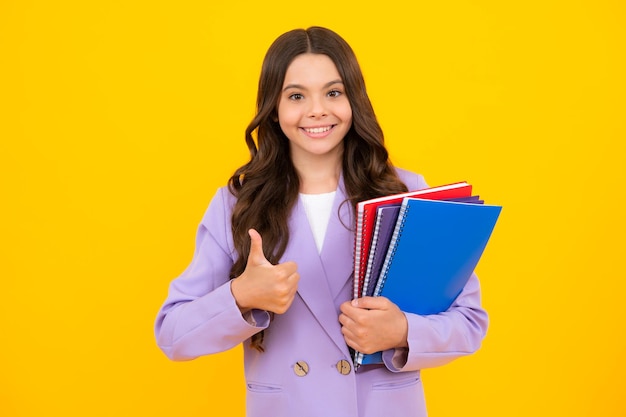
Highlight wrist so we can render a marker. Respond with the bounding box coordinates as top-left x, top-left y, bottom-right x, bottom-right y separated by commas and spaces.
230, 278, 252, 313
396, 313, 409, 348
